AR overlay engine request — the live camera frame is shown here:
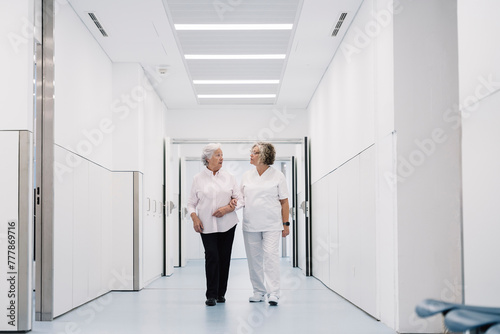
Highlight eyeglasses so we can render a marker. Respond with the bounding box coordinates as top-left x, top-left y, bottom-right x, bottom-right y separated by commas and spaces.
250, 151, 260, 155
